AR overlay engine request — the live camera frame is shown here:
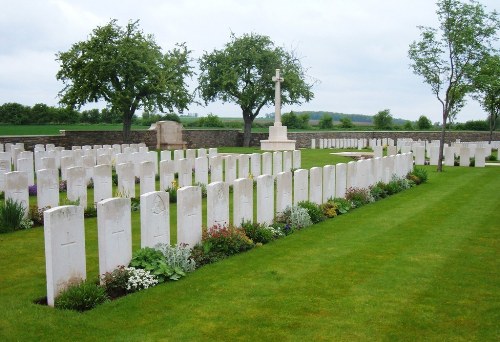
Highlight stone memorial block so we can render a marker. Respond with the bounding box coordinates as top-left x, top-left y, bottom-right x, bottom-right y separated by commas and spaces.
335, 163, 347, 198
224, 155, 237, 185
116, 162, 135, 198
414, 146, 425, 166
459, 147, 470, 167
97, 198, 132, 276
233, 178, 254, 226
177, 186, 202, 247
156, 121, 186, 150
173, 149, 184, 173
293, 169, 309, 205
178, 158, 192, 188
5, 171, 29, 216
36, 151, 47, 171
237, 154, 250, 179
429, 145, 439, 166
60, 156, 74, 181
373, 146, 383, 158
140, 191, 170, 248
319, 139, 324, 149
82, 155, 95, 185
36, 169, 59, 210
322, 165, 335, 203
93, 164, 112, 204
257, 174, 274, 225
210, 156, 223, 183
194, 157, 209, 185
250, 153, 261, 177
387, 146, 397, 157
160, 150, 171, 161
262, 152, 272, 176
0, 159, 12, 192
160, 160, 176, 191
311, 139, 316, 149
346, 161, 357, 189
198, 148, 207, 158
293, 150, 301, 169
444, 146, 455, 166
207, 181, 230, 228
208, 148, 218, 159
276, 171, 292, 213
283, 151, 292, 172
66, 166, 87, 208
44, 205, 86, 307
17, 158, 34, 186
309, 167, 323, 205
140, 161, 156, 195
97, 154, 112, 166
475, 147, 485, 167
